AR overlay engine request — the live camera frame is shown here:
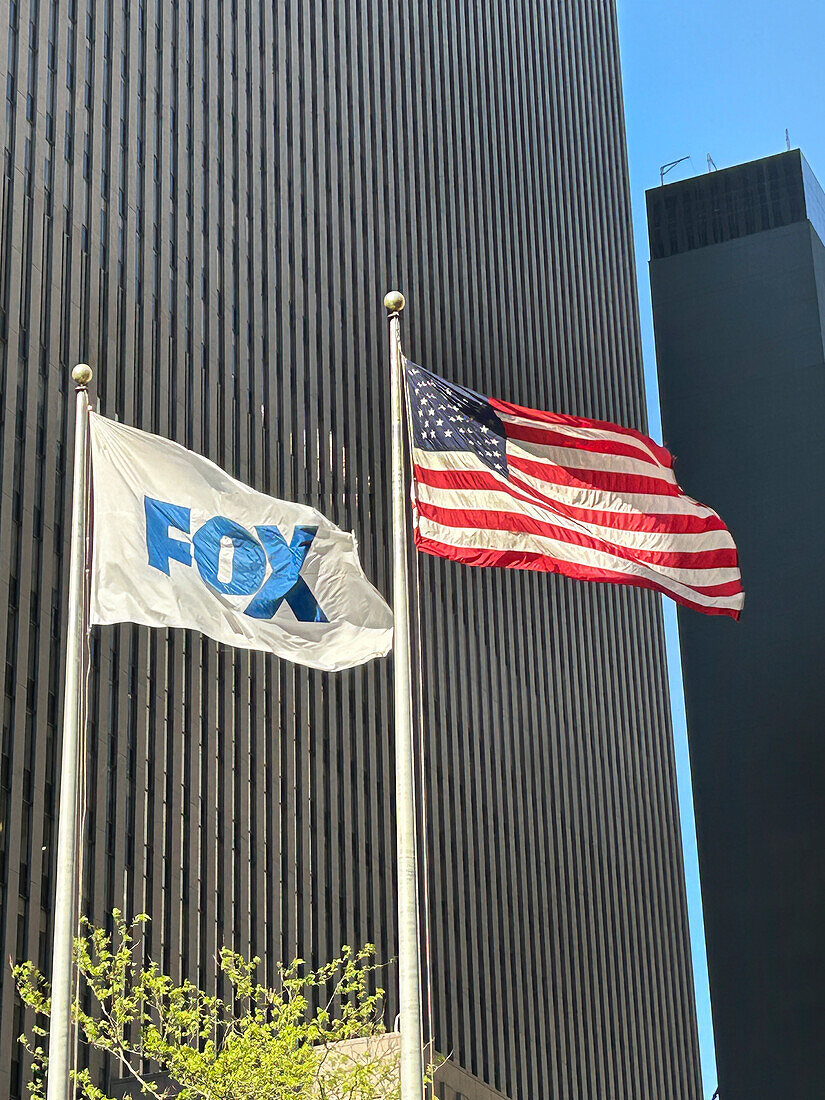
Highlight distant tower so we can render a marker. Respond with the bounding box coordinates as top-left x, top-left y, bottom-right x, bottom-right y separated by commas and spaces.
648, 149, 825, 1099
